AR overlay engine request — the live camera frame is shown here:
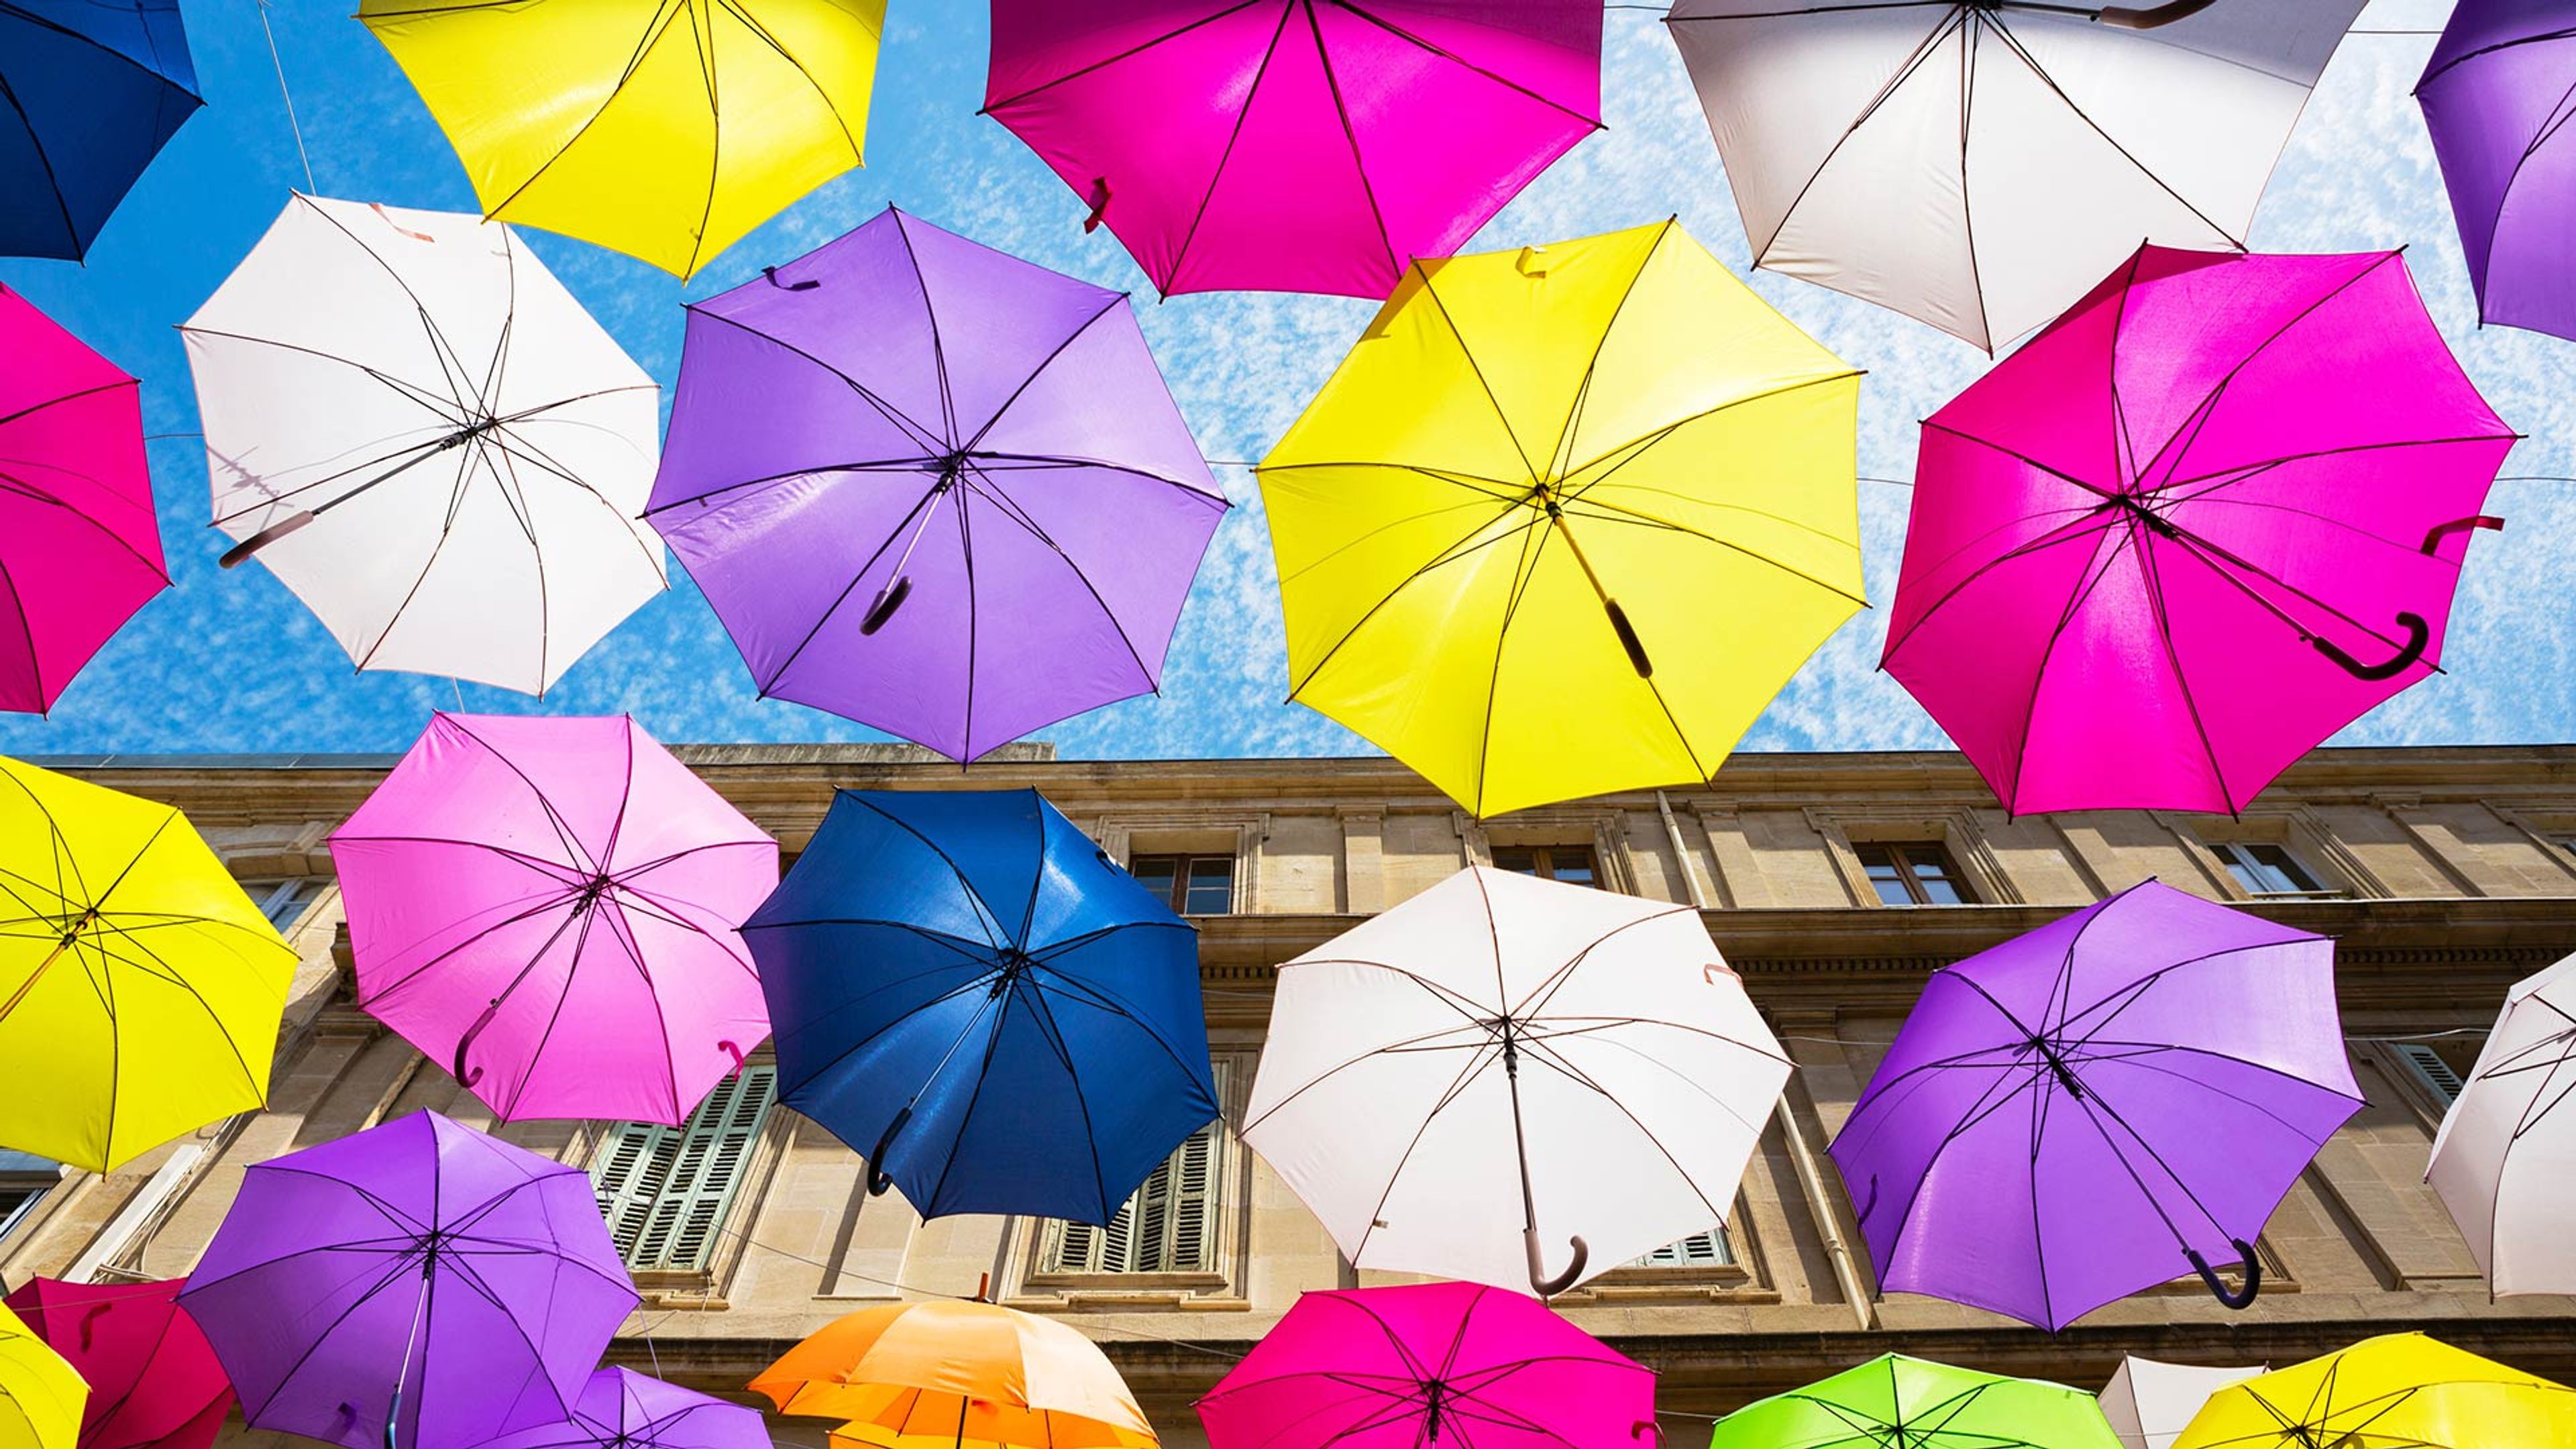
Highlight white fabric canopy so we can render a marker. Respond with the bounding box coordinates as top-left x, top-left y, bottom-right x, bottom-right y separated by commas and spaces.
2100, 1356, 2263, 1449
1242, 865, 1790, 1295
2428, 952, 2576, 1297
185, 195, 665, 694
1666, 0, 2364, 350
